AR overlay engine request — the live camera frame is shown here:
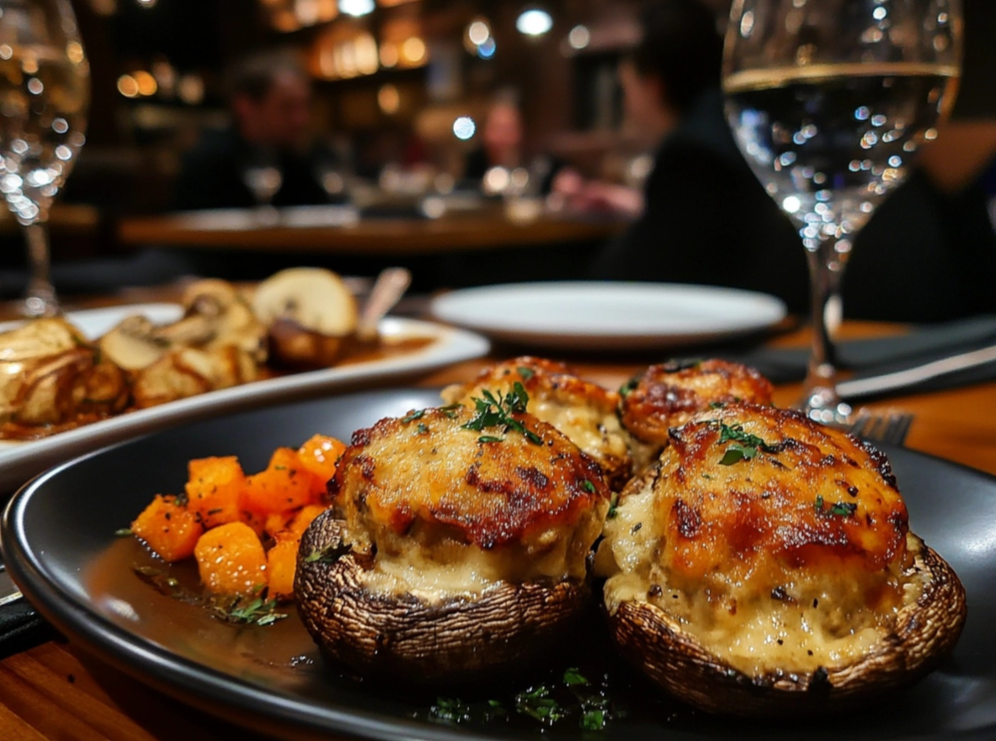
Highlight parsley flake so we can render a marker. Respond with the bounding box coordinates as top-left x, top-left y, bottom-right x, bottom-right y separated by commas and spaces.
214, 592, 288, 627
815, 495, 857, 517
517, 366, 535, 380
115, 527, 133, 537
462, 383, 543, 445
